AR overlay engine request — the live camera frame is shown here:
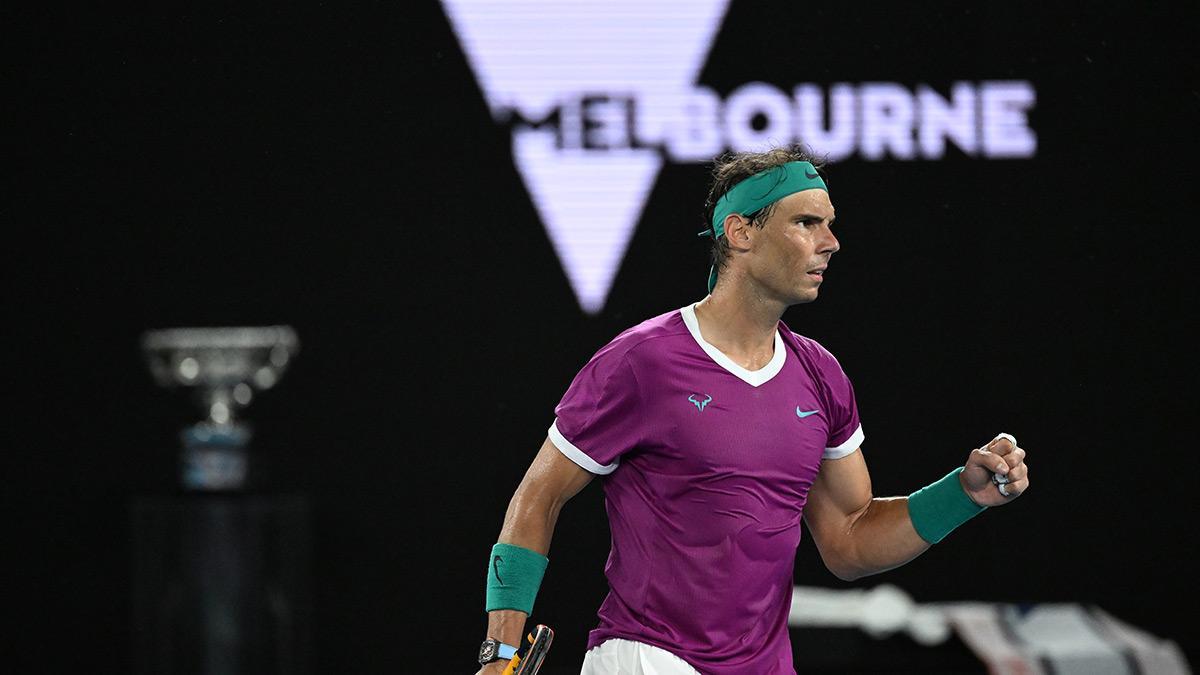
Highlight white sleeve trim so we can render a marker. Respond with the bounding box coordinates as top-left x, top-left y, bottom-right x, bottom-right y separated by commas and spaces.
823, 424, 864, 460
548, 420, 619, 475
